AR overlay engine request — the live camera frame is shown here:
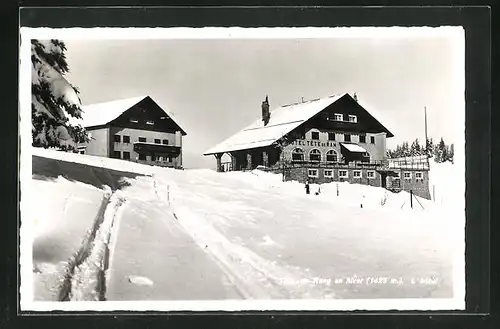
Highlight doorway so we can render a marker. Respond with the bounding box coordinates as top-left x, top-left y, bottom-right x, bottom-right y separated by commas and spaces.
380, 172, 387, 188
